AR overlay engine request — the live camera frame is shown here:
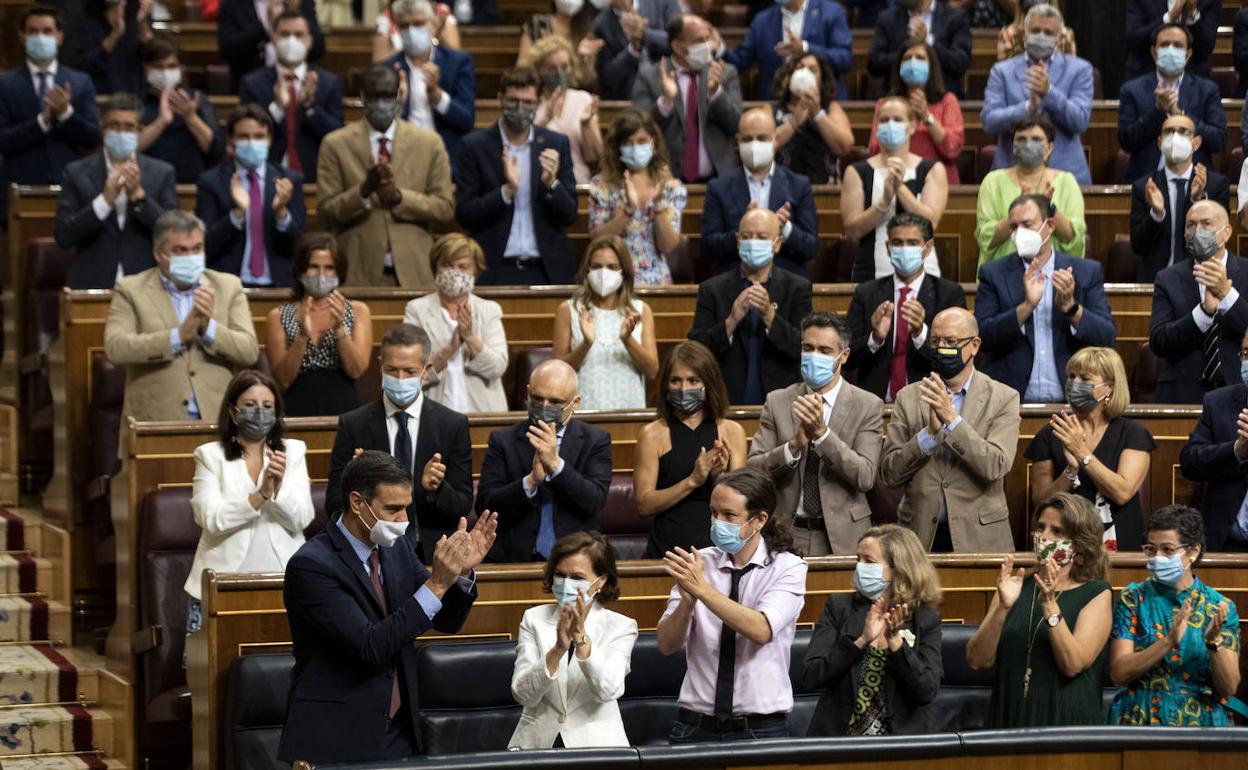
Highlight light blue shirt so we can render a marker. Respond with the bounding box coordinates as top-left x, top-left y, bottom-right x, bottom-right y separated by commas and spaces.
500, 124, 540, 259
161, 275, 217, 419
1023, 255, 1064, 402
227, 162, 293, 286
